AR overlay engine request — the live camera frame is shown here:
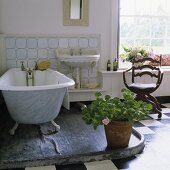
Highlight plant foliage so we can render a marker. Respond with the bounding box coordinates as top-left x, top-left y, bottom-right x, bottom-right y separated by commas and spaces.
82, 88, 152, 129
120, 46, 149, 62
